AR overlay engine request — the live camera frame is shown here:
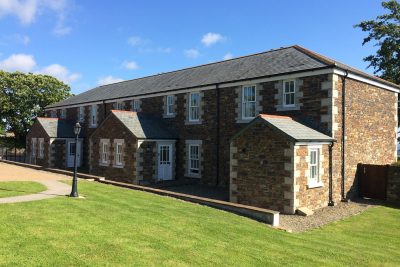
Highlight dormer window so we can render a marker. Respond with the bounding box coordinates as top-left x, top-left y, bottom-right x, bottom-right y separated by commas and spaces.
283, 80, 295, 107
